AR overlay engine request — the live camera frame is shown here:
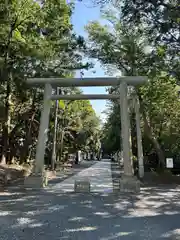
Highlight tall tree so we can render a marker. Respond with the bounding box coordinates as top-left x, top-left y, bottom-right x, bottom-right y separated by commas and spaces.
47, 87, 101, 165
85, 7, 180, 167
0, 0, 89, 164
121, 0, 180, 80
101, 101, 121, 155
